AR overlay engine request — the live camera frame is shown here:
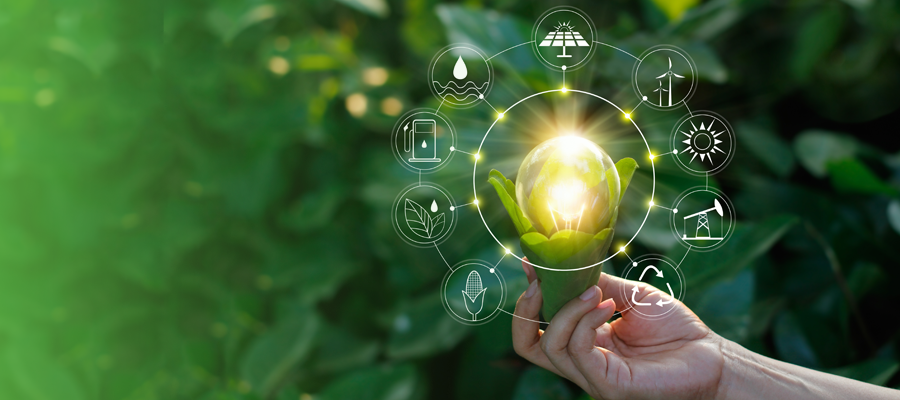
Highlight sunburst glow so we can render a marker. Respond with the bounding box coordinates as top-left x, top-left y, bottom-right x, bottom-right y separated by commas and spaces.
681, 120, 723, 164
